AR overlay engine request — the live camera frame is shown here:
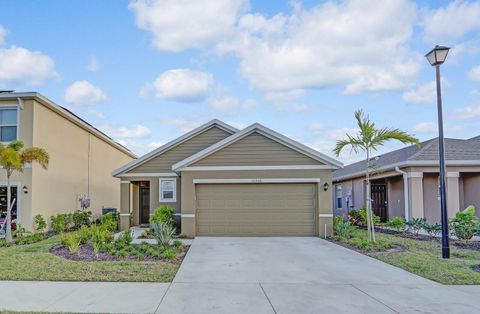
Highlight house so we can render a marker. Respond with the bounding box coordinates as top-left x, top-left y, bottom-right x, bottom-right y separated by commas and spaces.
0, 91, 136, 231
332, 136, 480, 223
113, 120, 343, 237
